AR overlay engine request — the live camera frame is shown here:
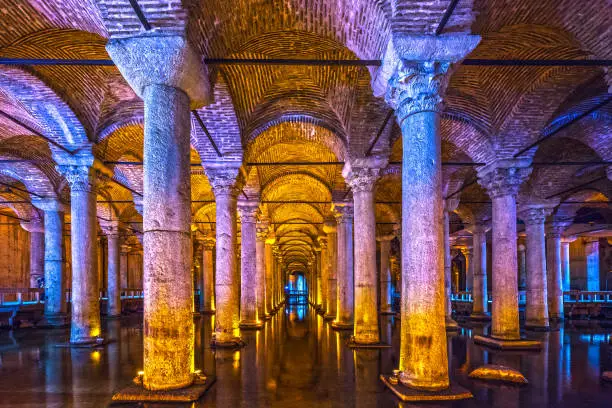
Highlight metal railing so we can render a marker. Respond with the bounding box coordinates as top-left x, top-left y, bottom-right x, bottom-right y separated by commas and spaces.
451, 290, 612, 304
